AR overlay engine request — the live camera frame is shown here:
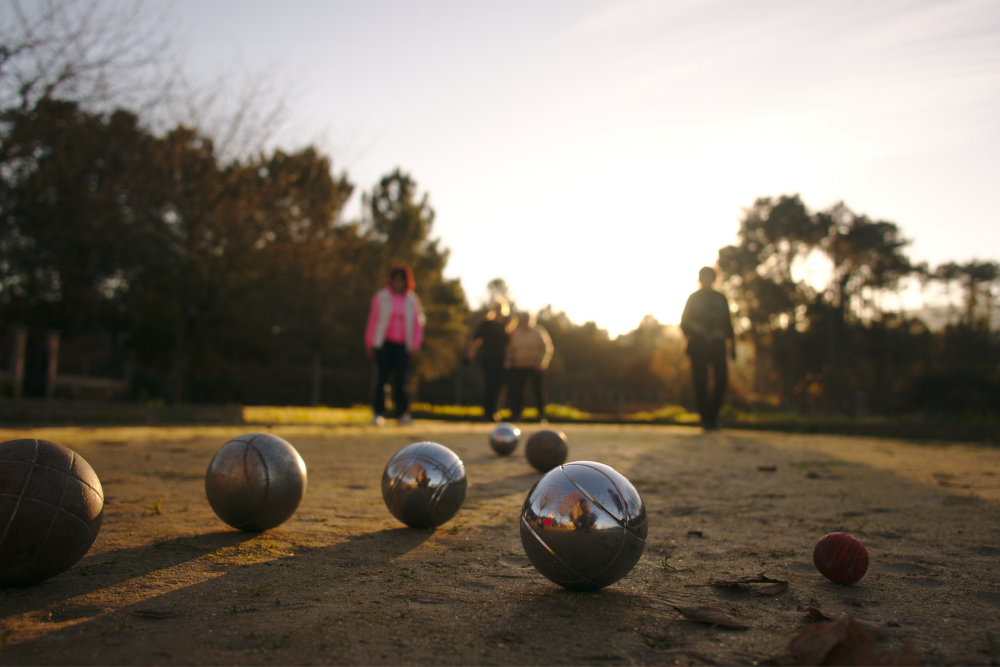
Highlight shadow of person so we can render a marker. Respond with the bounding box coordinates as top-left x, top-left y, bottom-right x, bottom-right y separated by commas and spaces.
0, 530, 257, 621
0, 526, 436, 664
464, 471, 541, 505
461, 452, 518, 465
482, 581, 655, 656
331, 526, 435, 564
